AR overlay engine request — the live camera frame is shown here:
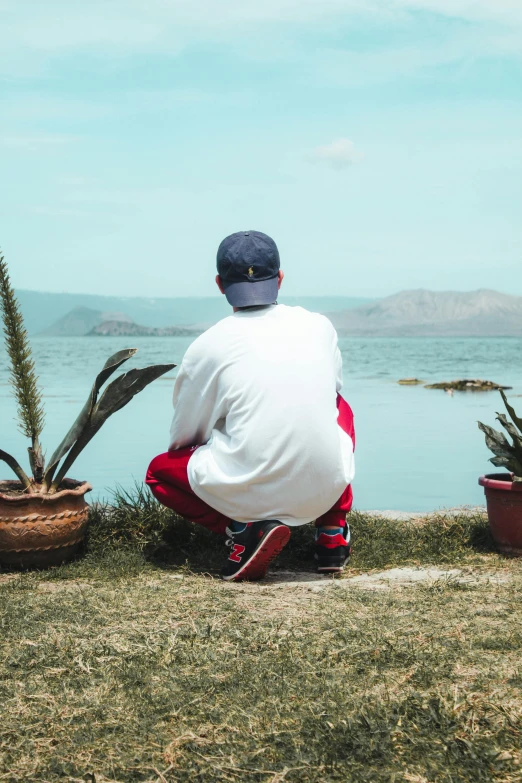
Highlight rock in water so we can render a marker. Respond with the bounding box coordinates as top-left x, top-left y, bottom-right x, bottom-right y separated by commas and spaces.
425, 379, 512, 391
398, 378, 425, 385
